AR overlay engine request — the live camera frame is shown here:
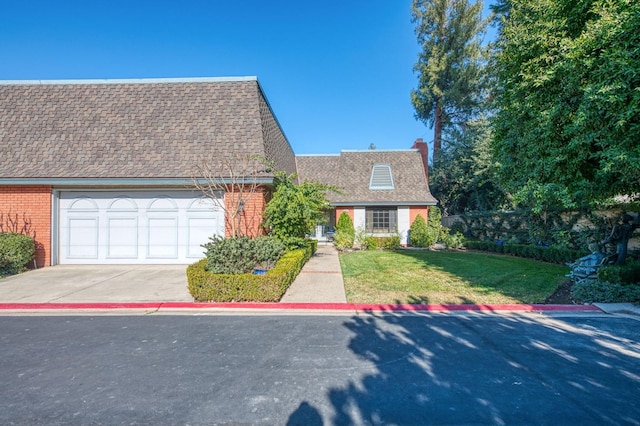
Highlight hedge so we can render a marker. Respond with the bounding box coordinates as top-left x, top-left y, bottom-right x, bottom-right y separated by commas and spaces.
0, 232, 36, 276
464, 240, 586, 265
187, 243, 315, 302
